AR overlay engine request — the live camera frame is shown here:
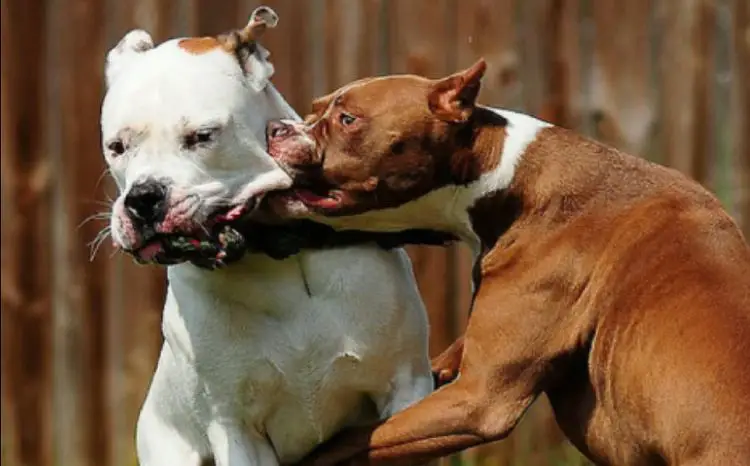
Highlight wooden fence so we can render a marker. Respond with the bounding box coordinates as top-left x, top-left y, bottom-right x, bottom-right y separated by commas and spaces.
1, 0, 748, 465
